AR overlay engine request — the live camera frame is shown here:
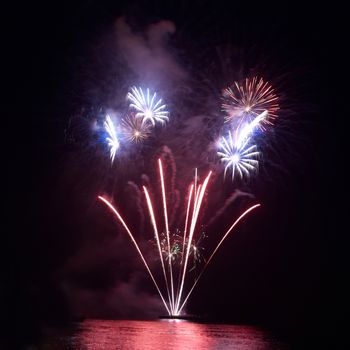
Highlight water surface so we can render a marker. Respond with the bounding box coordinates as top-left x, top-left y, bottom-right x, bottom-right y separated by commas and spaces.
42, 319, 290, 349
